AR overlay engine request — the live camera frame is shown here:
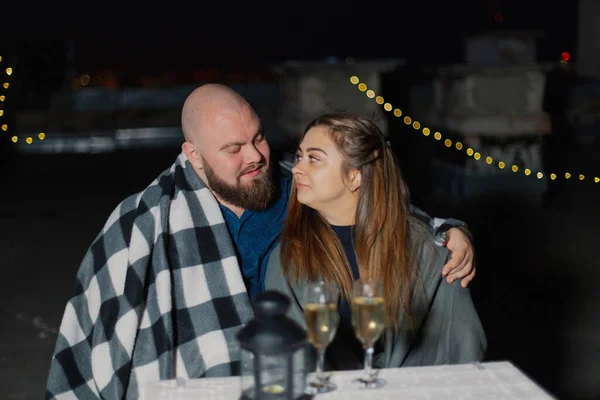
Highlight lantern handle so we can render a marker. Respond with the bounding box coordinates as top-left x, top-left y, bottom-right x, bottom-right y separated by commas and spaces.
253, 290, 290, 319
